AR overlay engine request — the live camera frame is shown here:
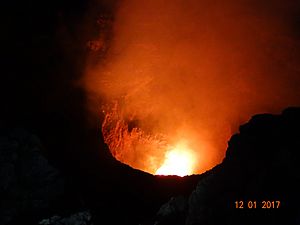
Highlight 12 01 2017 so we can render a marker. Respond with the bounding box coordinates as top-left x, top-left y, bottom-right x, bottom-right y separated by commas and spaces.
235, 200, 280, 209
